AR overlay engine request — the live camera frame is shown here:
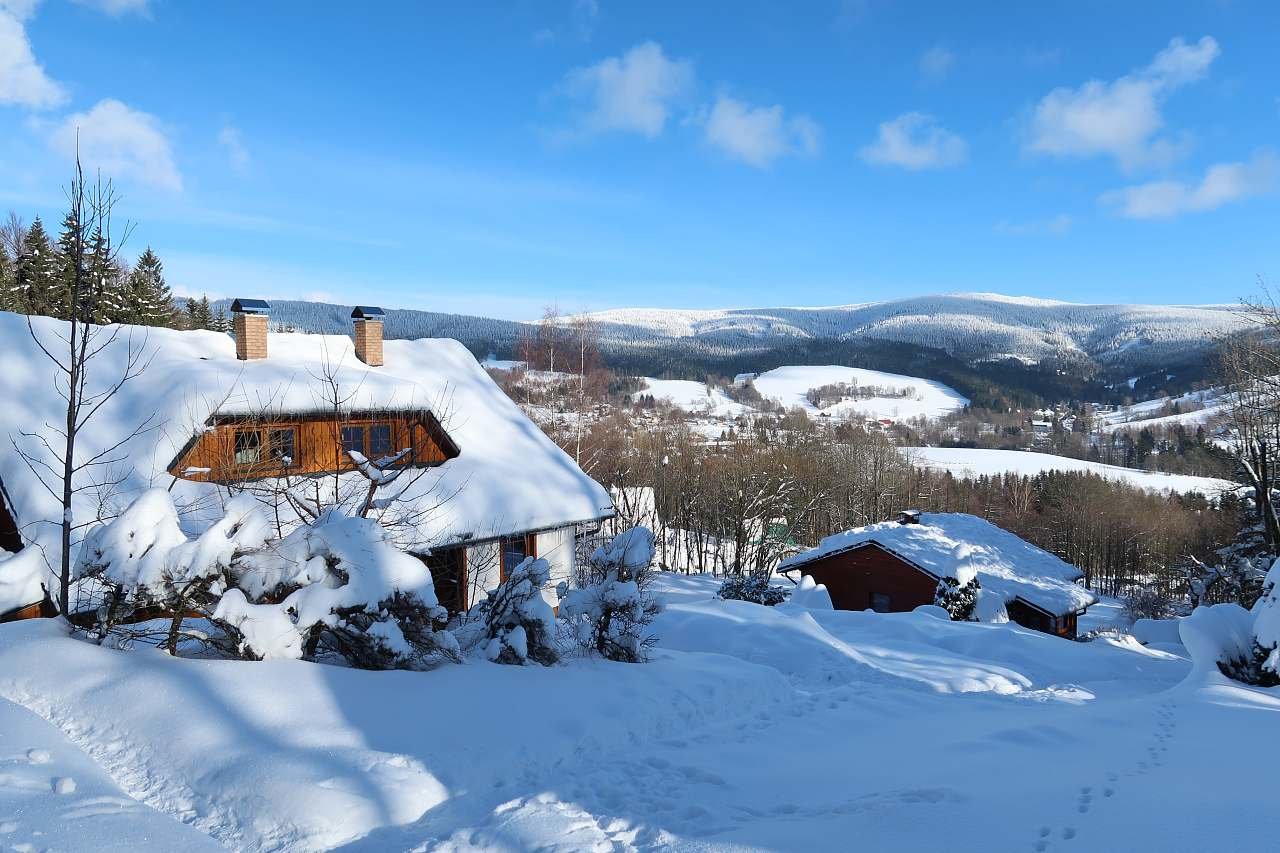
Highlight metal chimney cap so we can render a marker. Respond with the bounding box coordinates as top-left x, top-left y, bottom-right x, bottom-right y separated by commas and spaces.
351, 306, 386, 319
230, 298, 271, 314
